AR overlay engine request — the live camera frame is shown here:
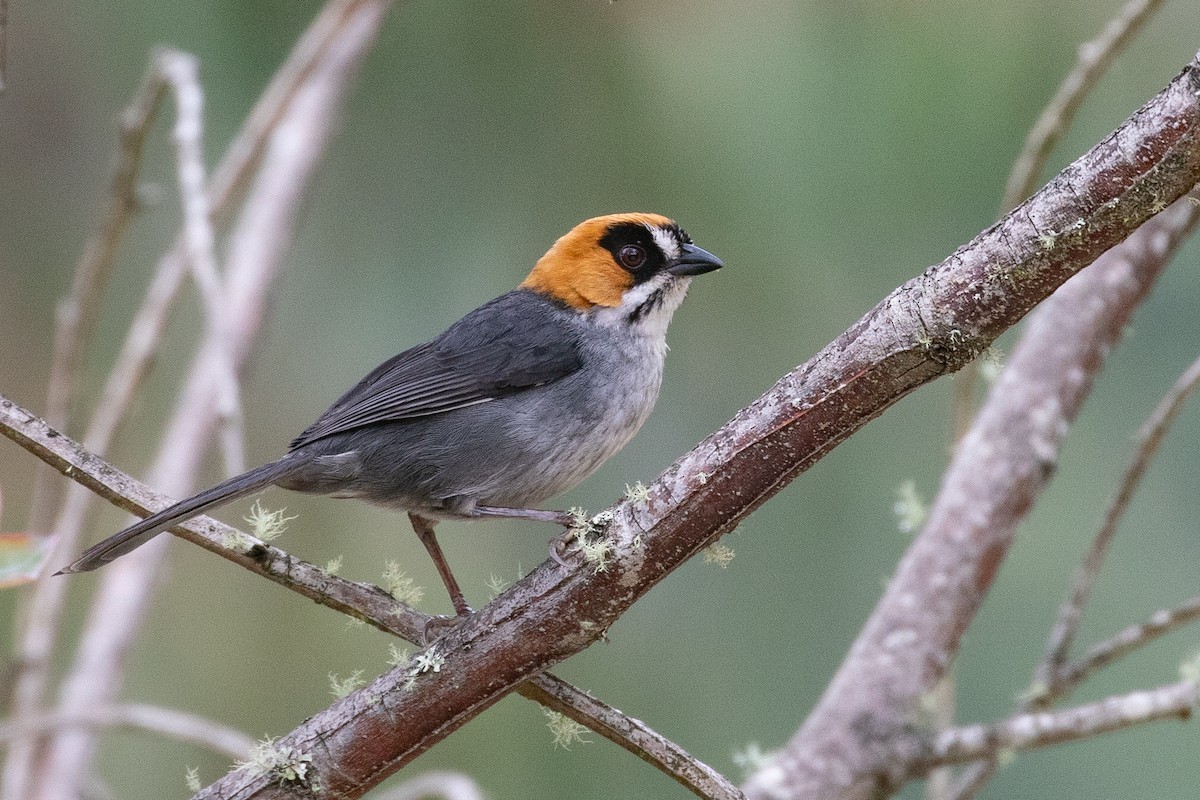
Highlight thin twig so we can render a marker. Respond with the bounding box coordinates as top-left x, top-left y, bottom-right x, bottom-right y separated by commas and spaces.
925, 680, 1200, 769
1034, 351, 1200, 698
32, 7, 392, 796
0, 704, 255, 761
1000, 0, 1168, 211
1055, 595, 1200, 701
521, 674, 745, 800
156, 48, 246, 477
26, 64, 169, 534
0, 59, 174, 800
948, 191, 1200, 800
0, 394, 740, 800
